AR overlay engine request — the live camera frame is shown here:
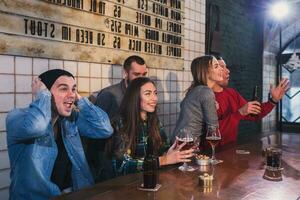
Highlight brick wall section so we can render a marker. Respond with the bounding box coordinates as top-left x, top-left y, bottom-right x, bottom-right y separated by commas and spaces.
206, 0, 265, 140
